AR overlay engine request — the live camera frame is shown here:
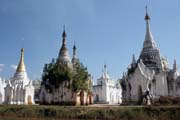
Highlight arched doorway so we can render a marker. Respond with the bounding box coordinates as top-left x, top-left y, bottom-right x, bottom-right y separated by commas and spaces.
137, 85, 143, 104
41, 92, 46, 104
110, 92, 114, 103
96, 94, 99, 102
118, 96, 122, 104
80, 91, 84, 105
6, 96, 10, 104
27, 95, 32, 105
89, 95, 93, 104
